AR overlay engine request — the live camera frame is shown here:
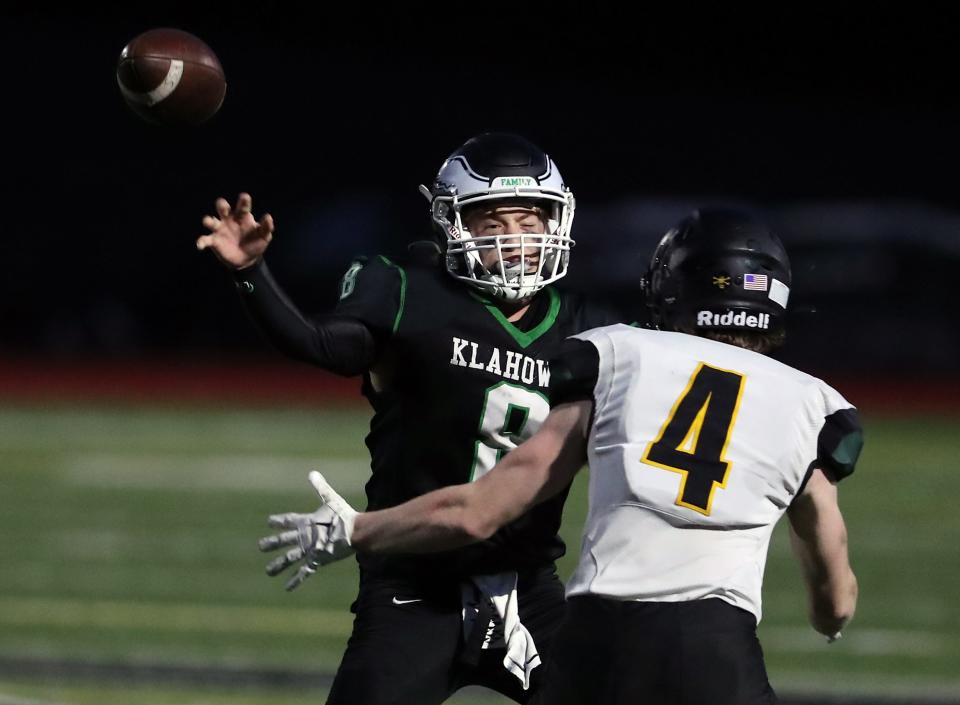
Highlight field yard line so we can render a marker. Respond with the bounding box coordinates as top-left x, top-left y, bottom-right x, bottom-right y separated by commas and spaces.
0, 695, 68, 705
773, 669, 960, 700
0, 597, 353, 637
63, 454, 370, 494
761, 625, 951, 656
